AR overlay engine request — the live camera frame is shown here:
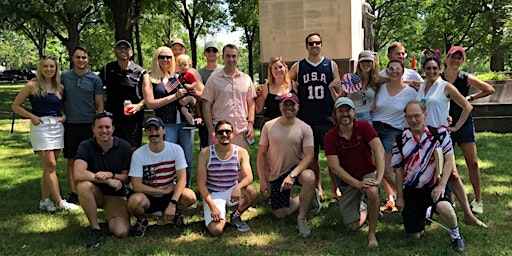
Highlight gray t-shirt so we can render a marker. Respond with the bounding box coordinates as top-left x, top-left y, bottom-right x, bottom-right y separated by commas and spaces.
62, 70, 103, 123
199, 65, 223, 84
